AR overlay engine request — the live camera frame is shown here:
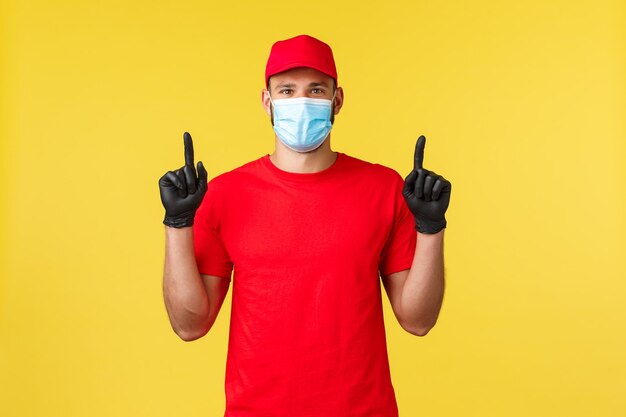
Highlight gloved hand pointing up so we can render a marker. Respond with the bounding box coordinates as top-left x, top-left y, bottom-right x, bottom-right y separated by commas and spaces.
402, 135, 452, 234
158, 132, 208, 228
